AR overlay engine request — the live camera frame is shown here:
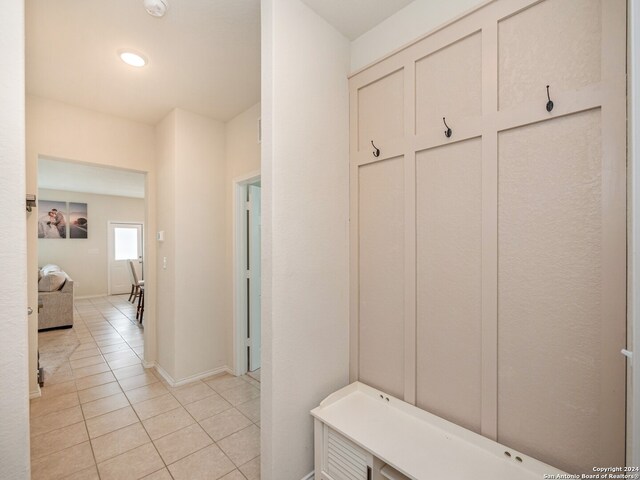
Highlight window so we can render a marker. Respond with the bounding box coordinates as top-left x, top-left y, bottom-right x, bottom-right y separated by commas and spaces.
114, 227, 139, 260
